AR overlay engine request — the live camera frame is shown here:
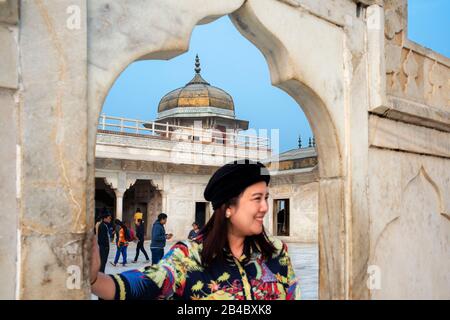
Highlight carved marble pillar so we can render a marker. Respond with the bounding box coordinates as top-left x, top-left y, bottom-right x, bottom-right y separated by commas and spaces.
161, 191, 168, 214
114, 189, 125, 221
